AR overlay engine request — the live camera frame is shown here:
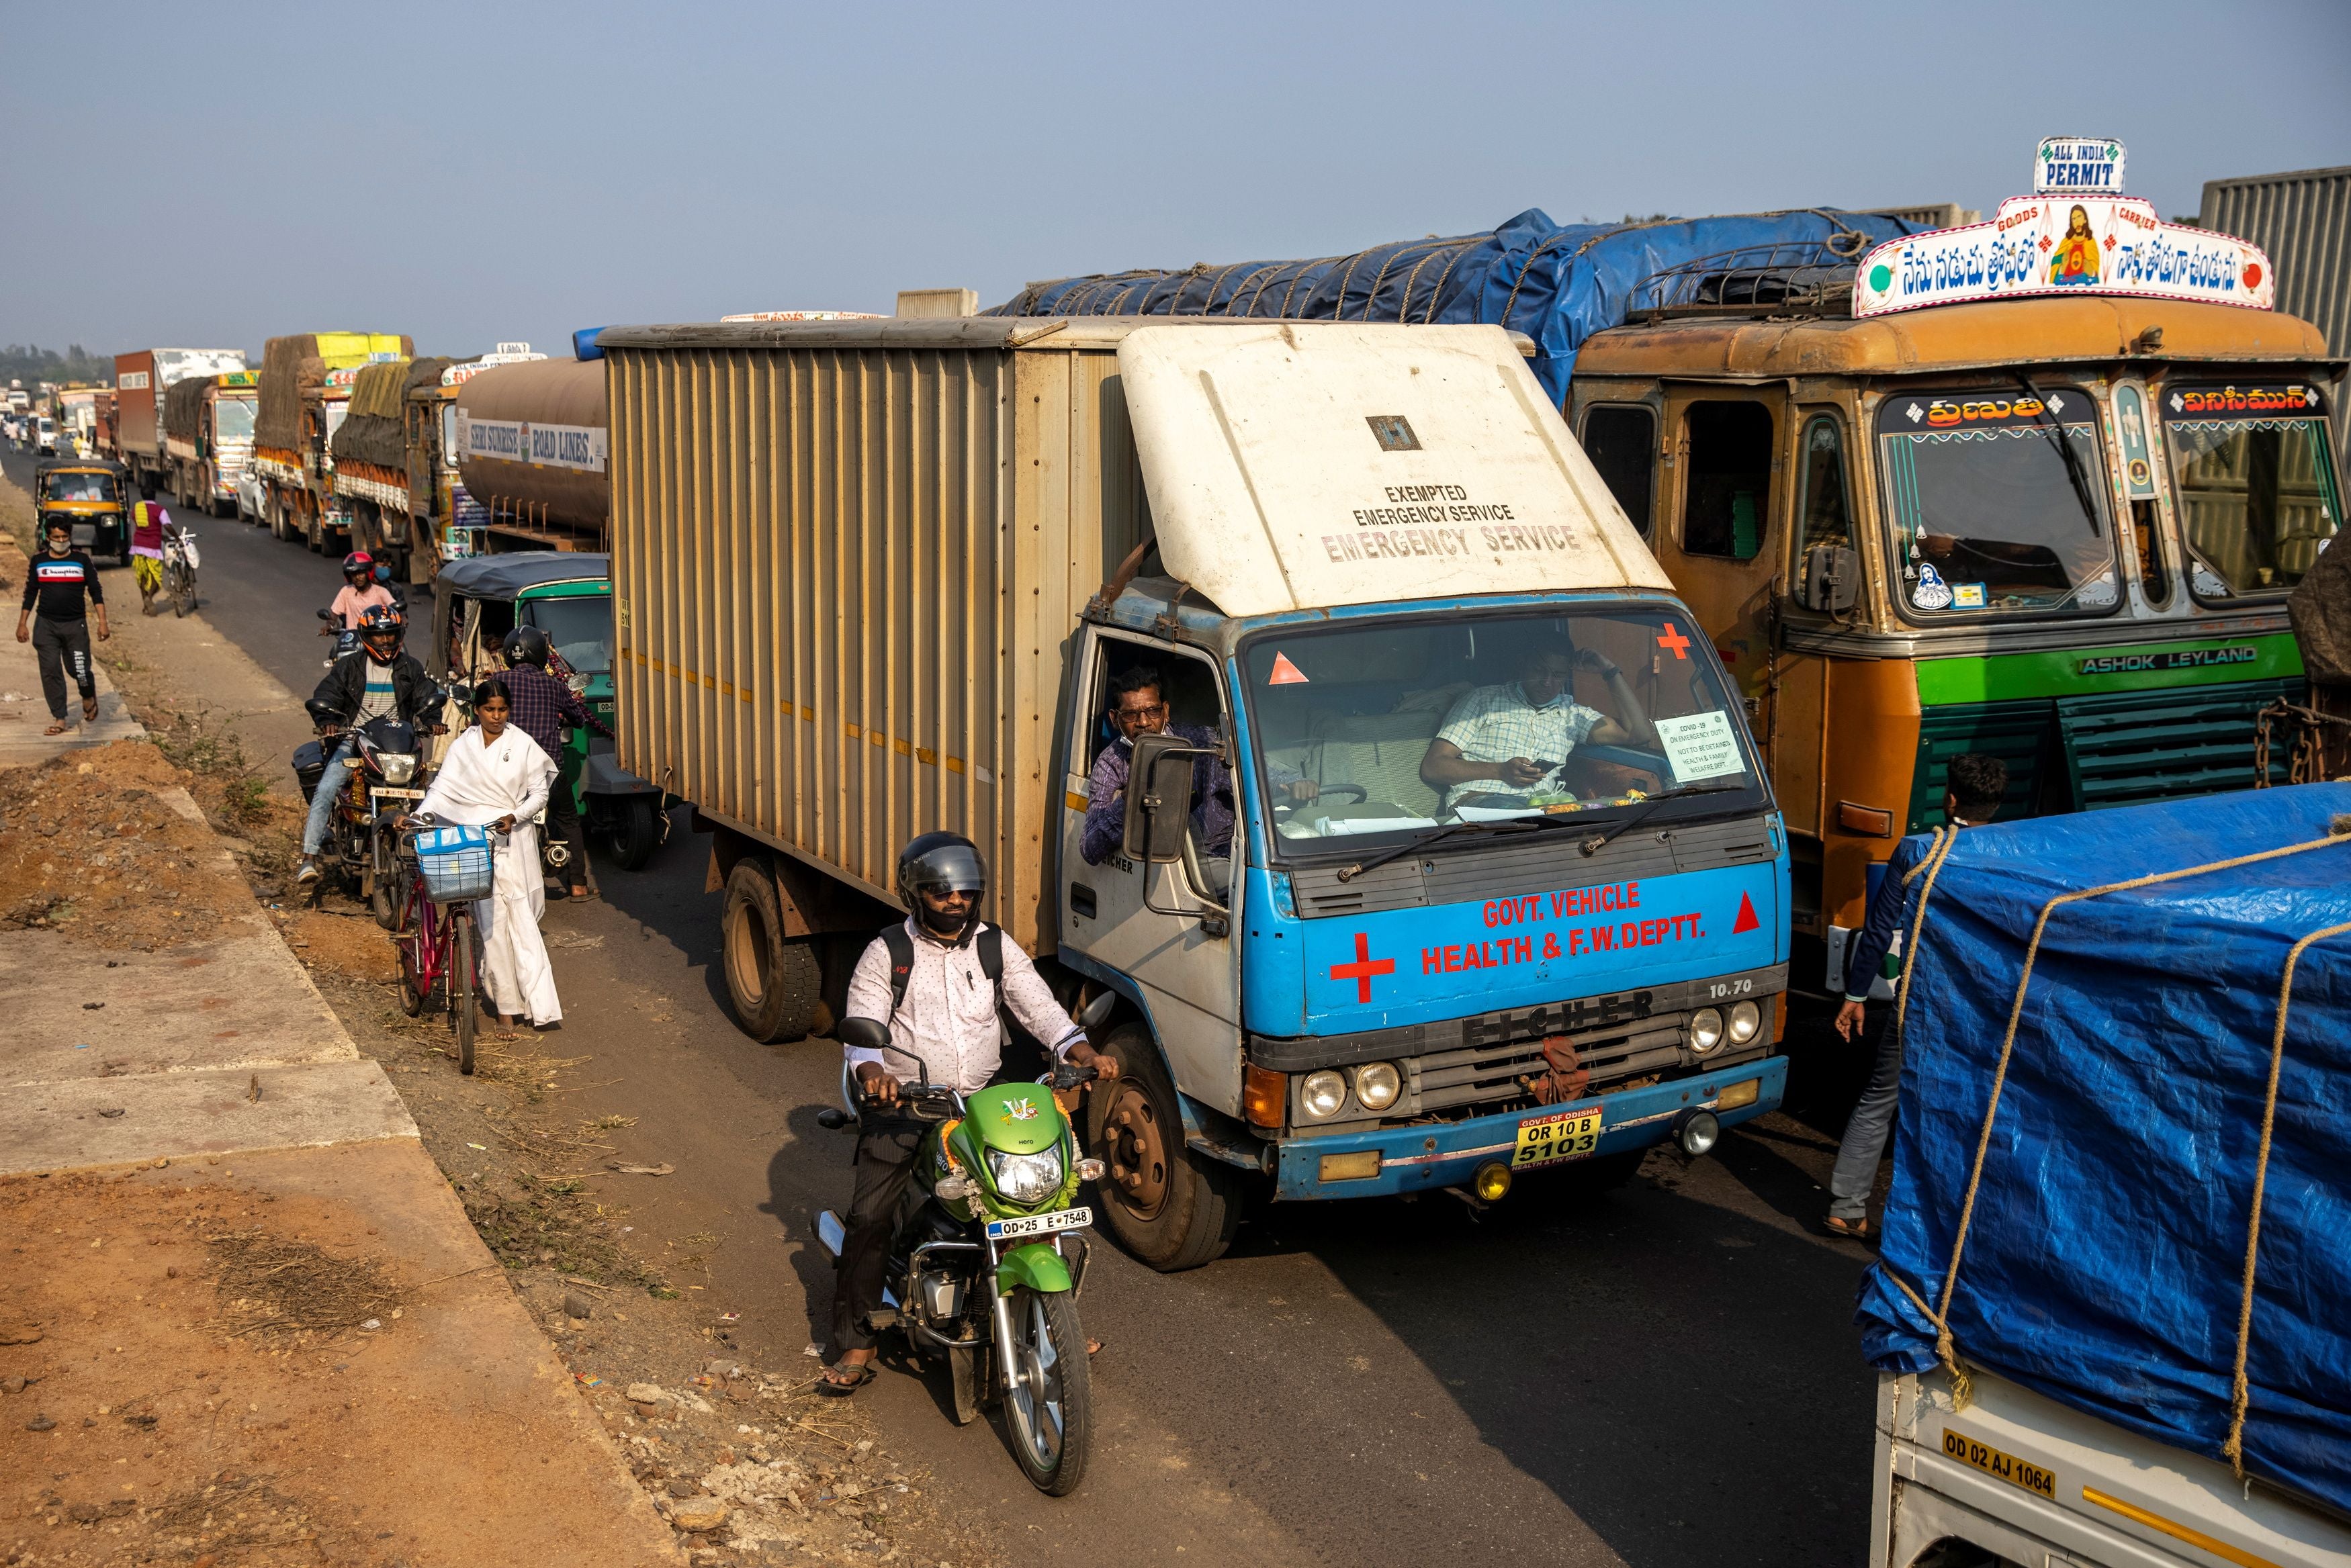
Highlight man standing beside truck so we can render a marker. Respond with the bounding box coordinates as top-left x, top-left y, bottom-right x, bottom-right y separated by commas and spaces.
1824, 751, 2006, 1240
